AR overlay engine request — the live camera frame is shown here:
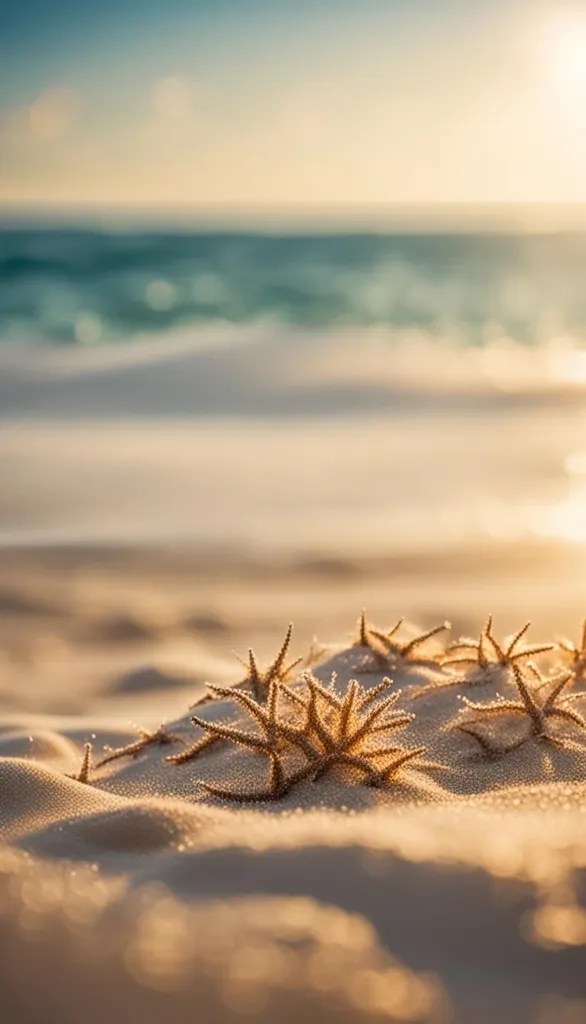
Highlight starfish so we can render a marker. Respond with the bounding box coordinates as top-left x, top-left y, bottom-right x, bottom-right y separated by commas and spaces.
452, 722, 525, 760
96, 725, 183, 768
354, 610, 450, 671
232, 623, 303, 701
412, 617, 554, 700
68, 742, 93, 784
304, 636, 329, 668
556, 619, 586, 682
187, 671, 430, 802
443, 617, 553, 671
457, 662, 586, 751
171, 625, 302, 765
